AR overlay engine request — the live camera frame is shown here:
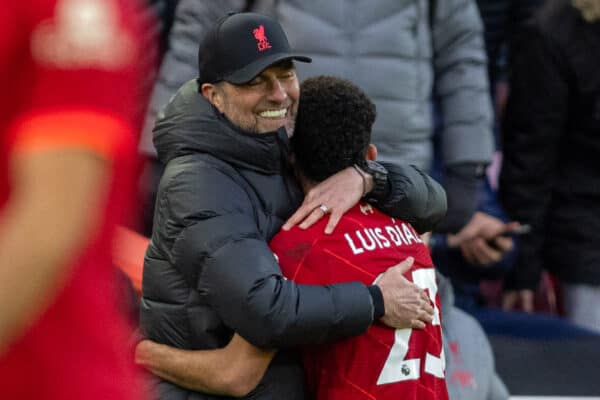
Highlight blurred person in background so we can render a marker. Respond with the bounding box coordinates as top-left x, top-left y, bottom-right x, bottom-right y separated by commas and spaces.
500, 0, 600, 331
430, 0, 547, 312
0, 0, 154, 397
